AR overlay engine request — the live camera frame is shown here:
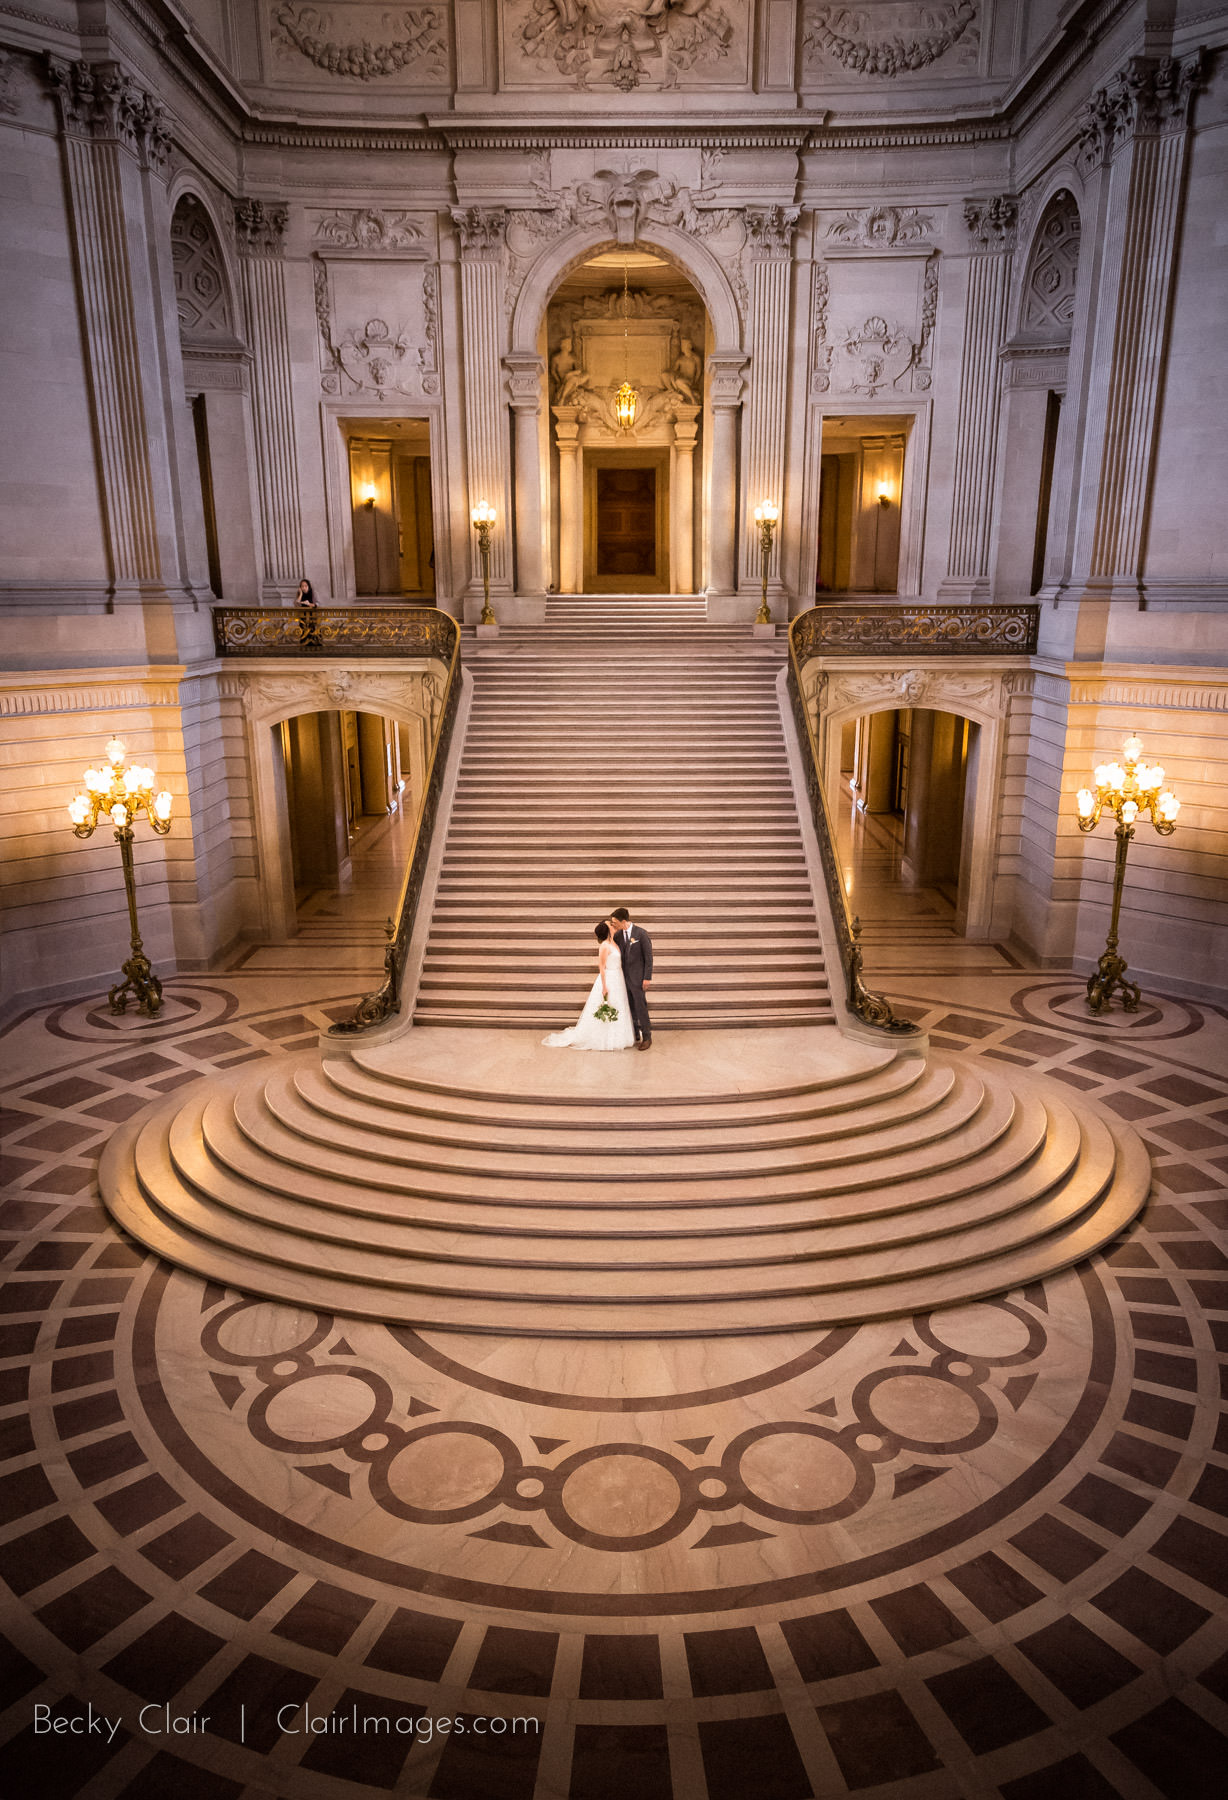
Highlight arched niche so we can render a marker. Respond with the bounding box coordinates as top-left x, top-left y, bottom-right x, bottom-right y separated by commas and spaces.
169, 191, 261, 601
1019, 190, 1082, 341
510, 221, 742, 357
